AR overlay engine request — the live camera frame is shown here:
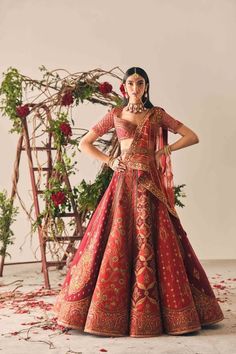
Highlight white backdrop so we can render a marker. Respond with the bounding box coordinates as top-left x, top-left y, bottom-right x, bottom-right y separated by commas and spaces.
0, 0, 235, 262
